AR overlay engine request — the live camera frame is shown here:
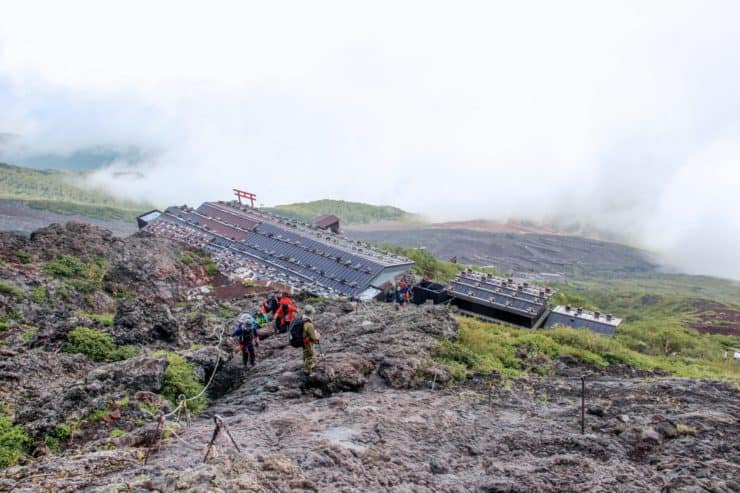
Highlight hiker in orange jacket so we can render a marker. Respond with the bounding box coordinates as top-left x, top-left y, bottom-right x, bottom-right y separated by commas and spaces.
275, 293, 298, 334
